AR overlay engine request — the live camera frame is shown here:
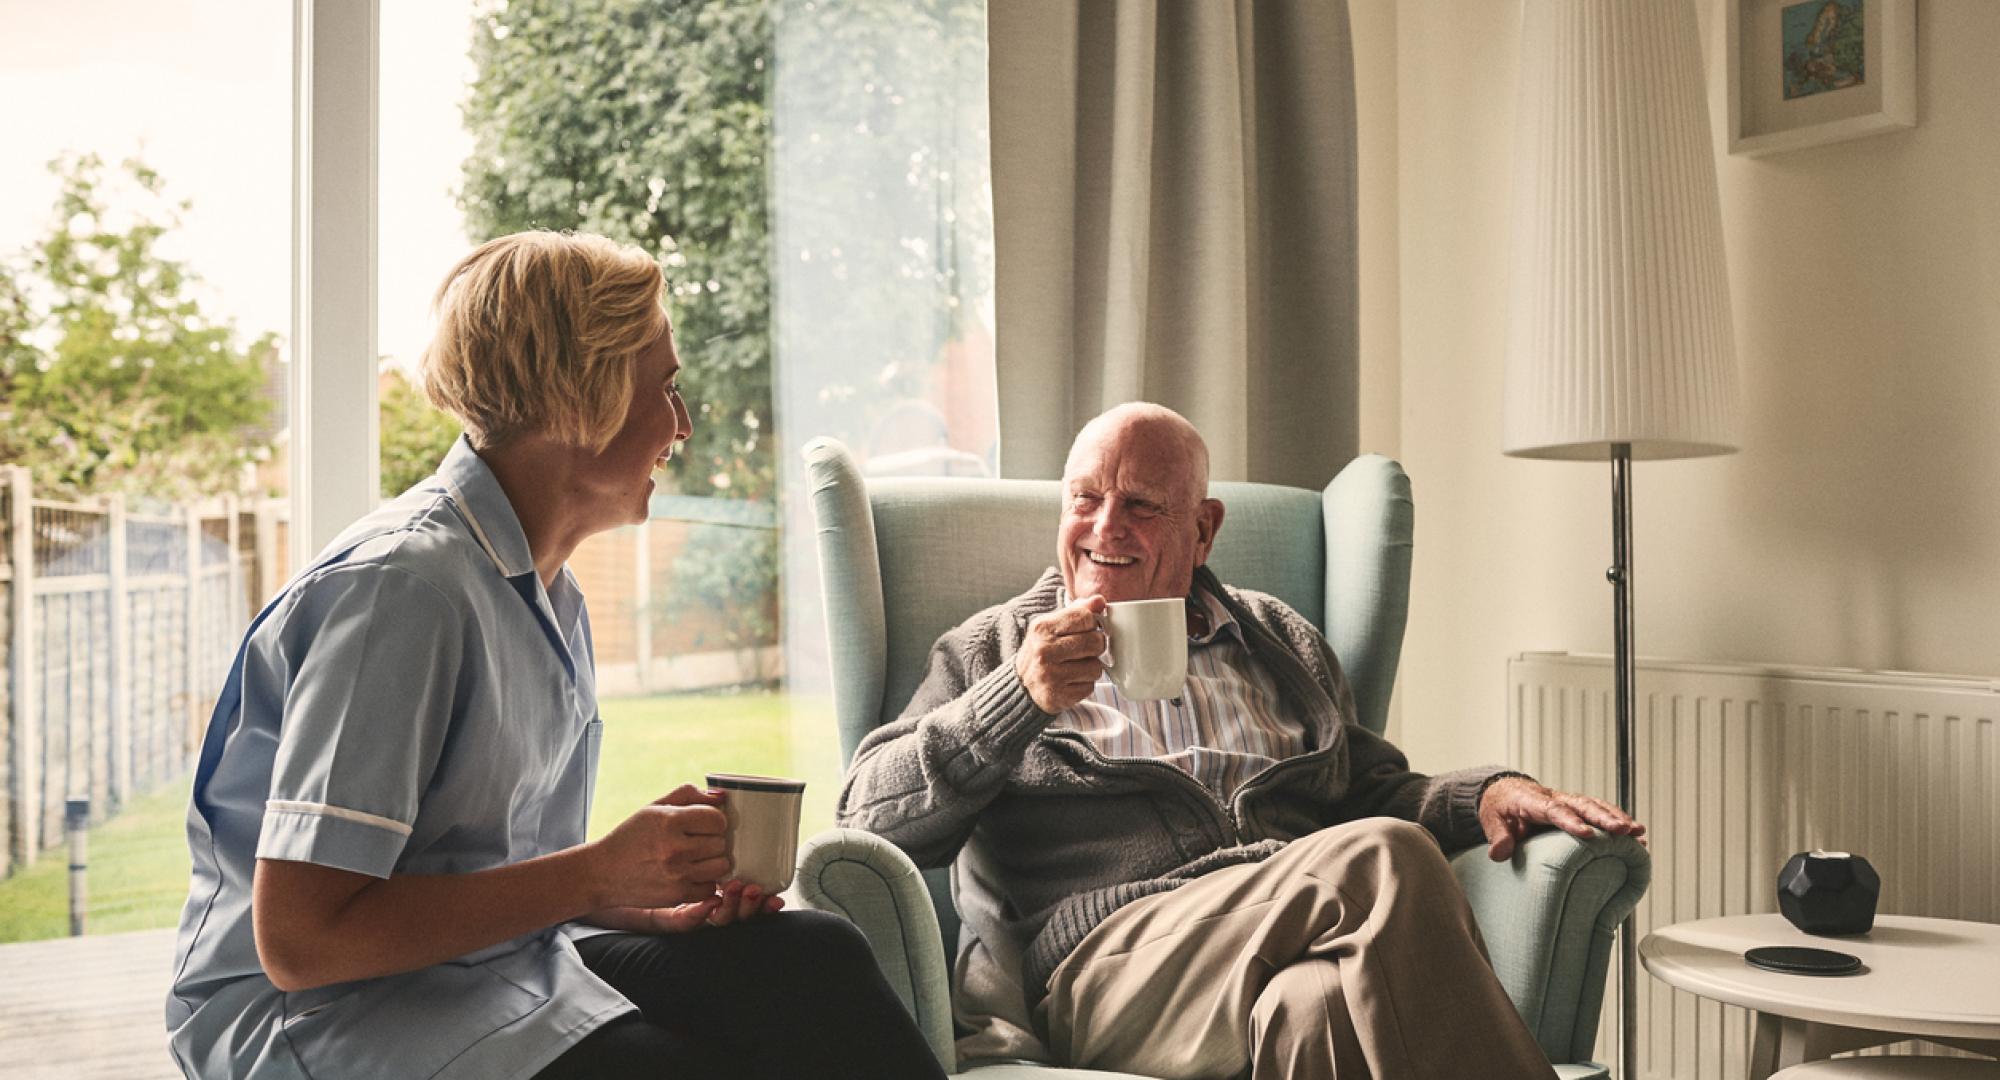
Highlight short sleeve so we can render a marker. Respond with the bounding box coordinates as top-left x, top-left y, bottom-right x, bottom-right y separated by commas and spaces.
256, 563, 465, 878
